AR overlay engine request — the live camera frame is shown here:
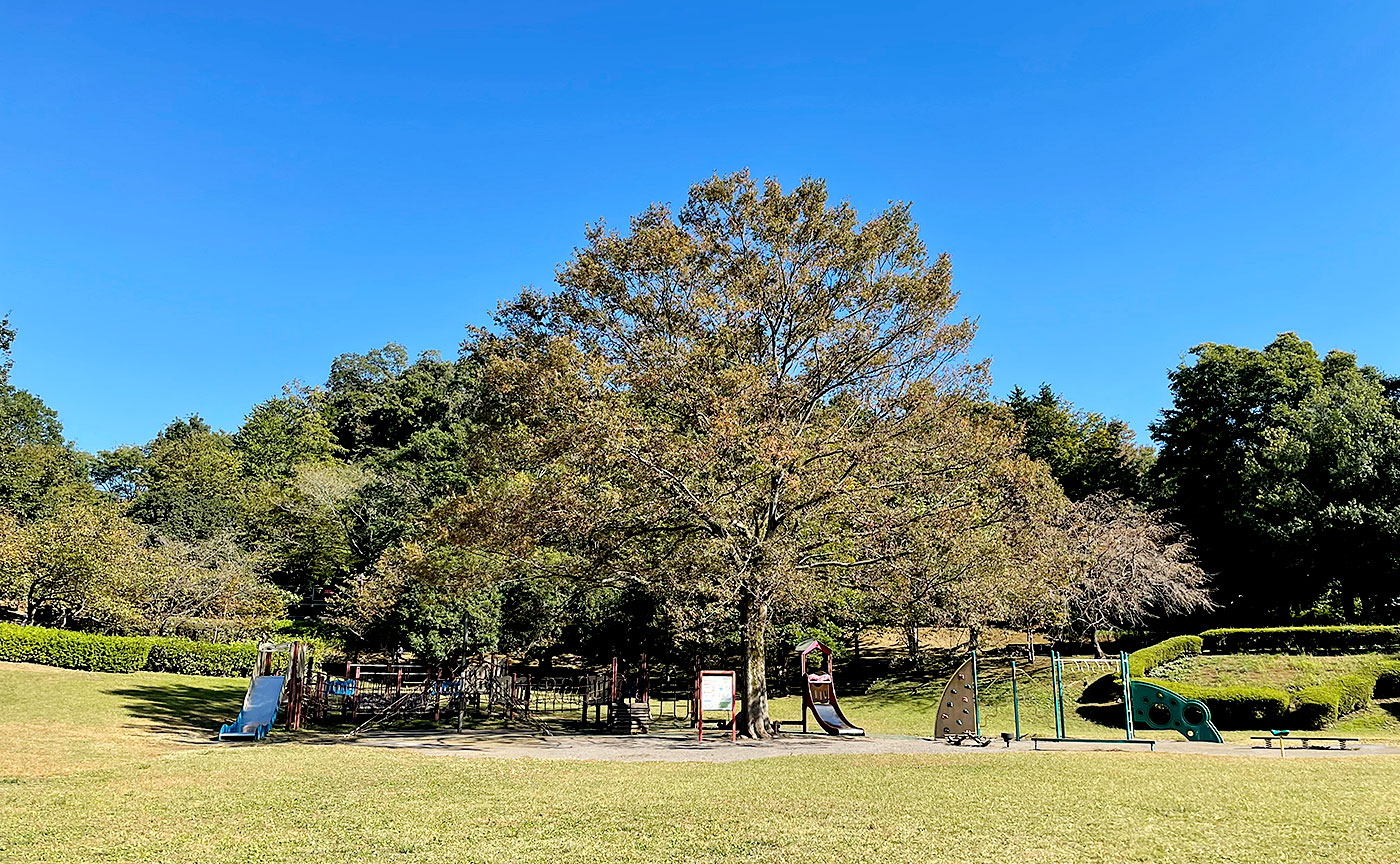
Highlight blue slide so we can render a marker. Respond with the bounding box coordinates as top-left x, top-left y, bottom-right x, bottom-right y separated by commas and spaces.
218, 675, 286, 741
